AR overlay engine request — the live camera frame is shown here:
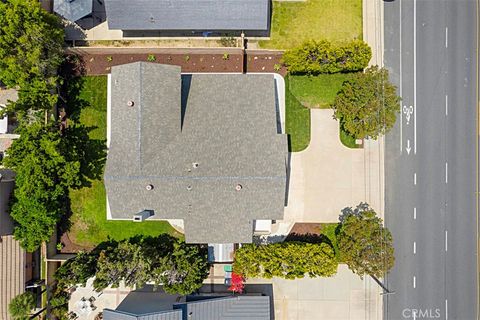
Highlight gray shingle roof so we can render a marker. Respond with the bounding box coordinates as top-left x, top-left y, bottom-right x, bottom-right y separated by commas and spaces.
54, 0, 93, 22
104, 0, 269, 31
105, 62, 287, 244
